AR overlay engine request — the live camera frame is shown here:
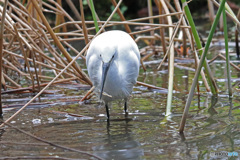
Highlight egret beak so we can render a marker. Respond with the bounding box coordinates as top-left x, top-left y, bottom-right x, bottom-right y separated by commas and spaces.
100, 62, 110, 99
